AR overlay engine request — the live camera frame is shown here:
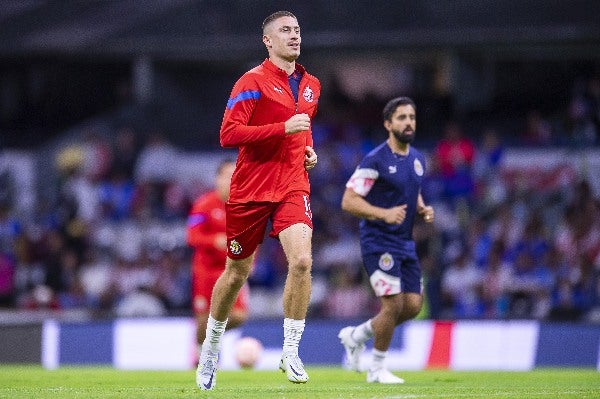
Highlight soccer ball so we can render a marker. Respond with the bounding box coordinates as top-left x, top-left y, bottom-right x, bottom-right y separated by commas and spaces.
235, 336, 263, 369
